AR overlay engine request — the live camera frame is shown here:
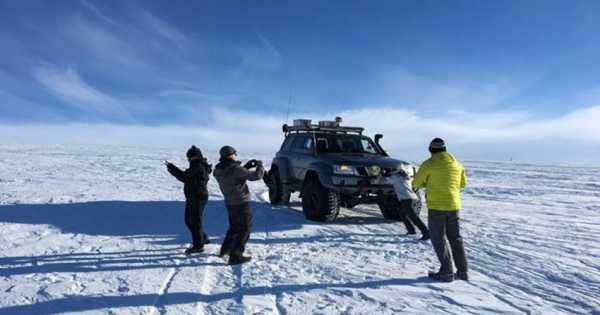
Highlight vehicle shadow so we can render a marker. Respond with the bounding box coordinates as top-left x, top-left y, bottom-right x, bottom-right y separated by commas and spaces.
276, 203, 400, 226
